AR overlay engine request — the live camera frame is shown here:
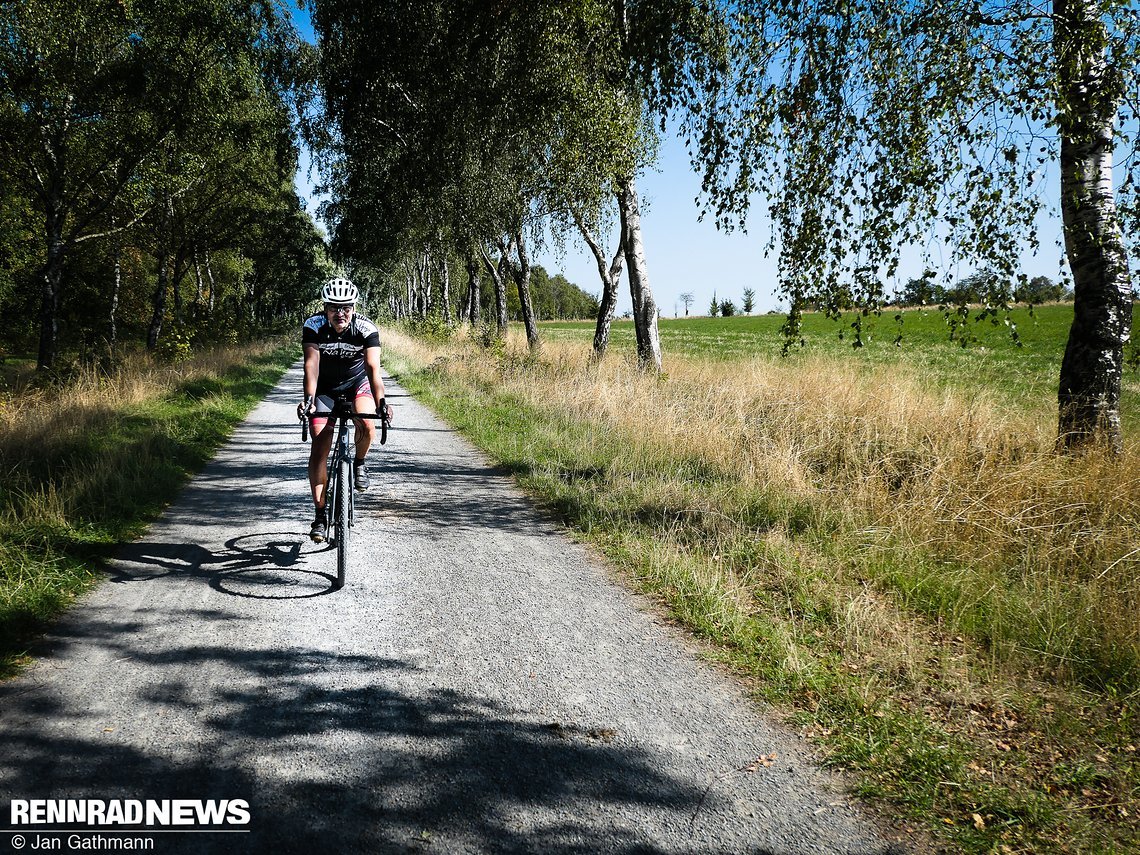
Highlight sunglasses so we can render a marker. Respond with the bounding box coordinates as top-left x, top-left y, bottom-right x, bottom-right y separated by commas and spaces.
325, 305, 354, 315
